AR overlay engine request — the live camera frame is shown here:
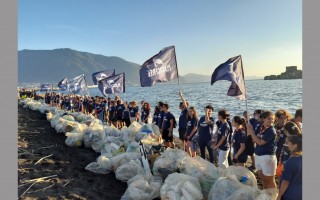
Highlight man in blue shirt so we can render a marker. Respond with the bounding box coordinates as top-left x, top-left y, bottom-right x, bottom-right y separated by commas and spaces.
161, 103, 175, 148
178, 91, 189, 142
